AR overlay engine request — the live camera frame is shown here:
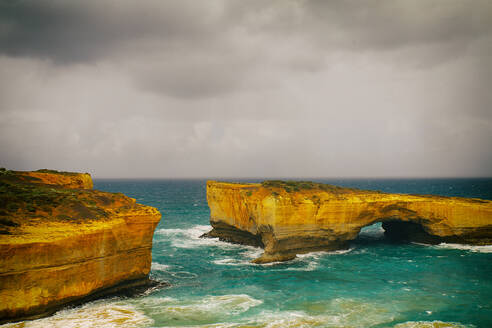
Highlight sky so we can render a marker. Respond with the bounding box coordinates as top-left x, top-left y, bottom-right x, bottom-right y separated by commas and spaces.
0, 0, 491, 178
